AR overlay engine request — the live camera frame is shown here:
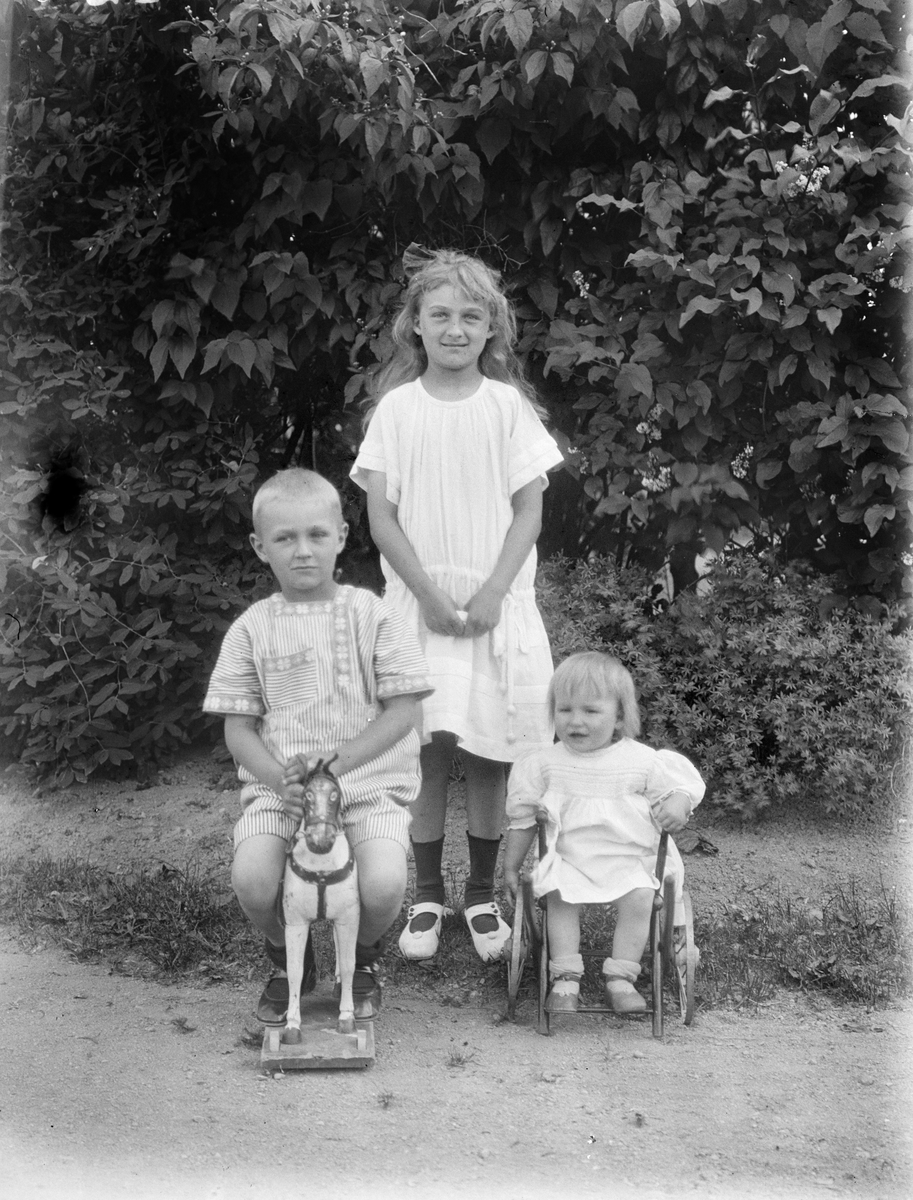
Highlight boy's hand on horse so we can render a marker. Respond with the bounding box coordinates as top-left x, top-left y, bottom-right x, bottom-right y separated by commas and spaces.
655, 791, 691, 834
279, 754, 333, 819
